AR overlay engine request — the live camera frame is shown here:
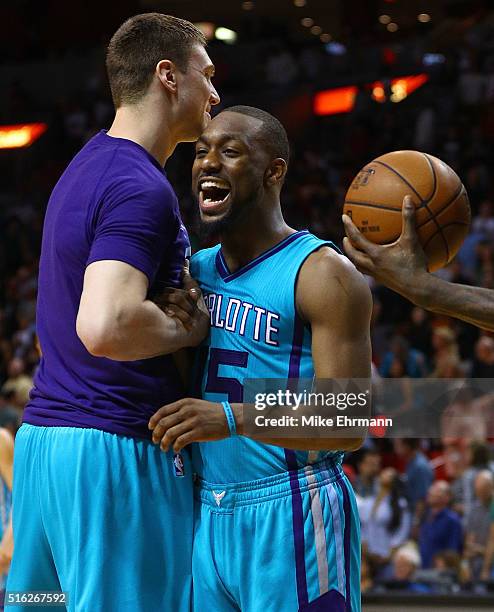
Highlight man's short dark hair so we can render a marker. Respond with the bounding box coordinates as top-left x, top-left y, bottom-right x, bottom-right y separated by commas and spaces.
223, 105, 290, 165
106, 13, 206, 107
